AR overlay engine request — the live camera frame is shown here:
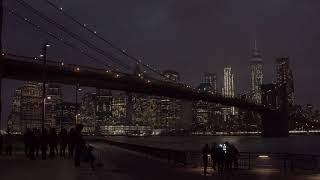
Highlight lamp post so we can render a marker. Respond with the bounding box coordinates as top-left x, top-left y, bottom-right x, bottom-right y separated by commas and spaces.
75, 84, 82, 125
41, 43, 50, 131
